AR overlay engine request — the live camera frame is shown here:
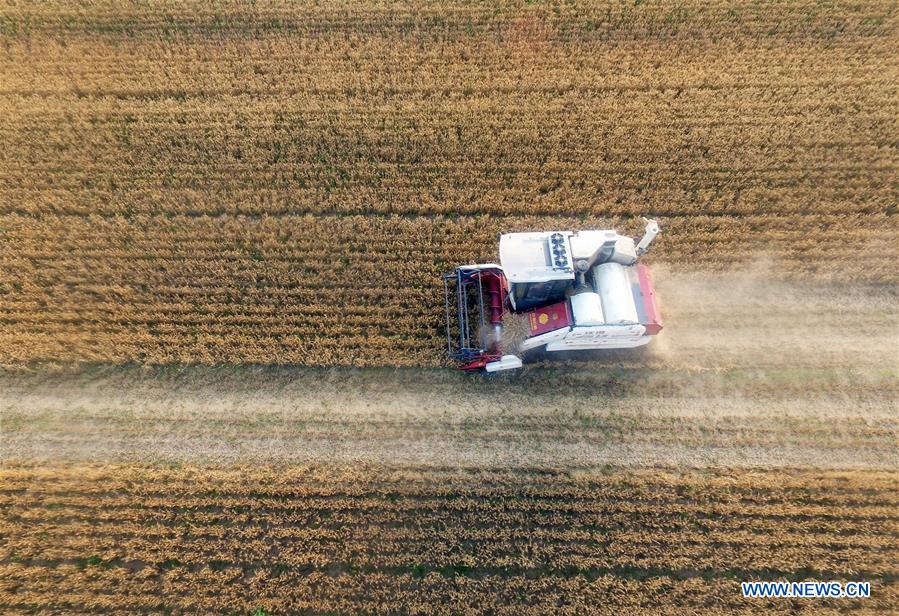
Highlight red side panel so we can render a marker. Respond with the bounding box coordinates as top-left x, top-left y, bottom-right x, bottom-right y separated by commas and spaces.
527, 301, 573, 336
637, 263, 663, 335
